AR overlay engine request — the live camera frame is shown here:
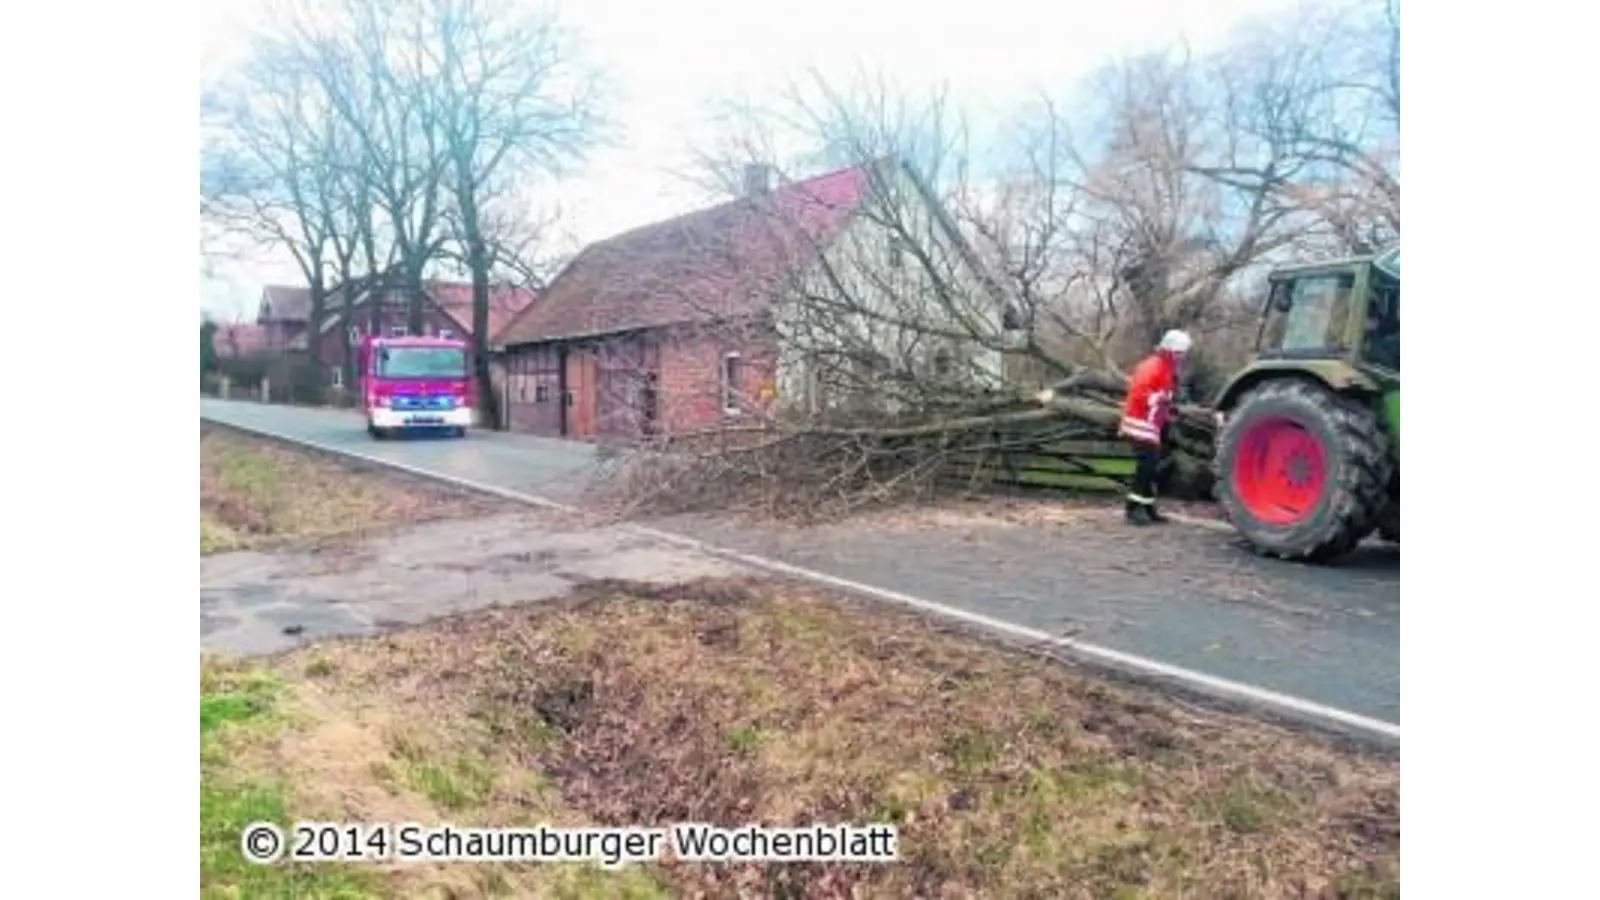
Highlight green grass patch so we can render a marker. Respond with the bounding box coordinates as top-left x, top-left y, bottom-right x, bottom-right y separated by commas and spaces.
200, 664, 376, 899
199, 774, 375, 900
199, 669, 281, 734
